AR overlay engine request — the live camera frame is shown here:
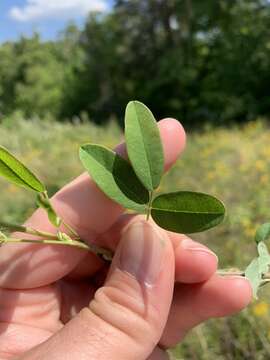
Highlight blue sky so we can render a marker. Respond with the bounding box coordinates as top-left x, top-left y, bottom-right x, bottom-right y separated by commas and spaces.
0, 0, 112, 43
